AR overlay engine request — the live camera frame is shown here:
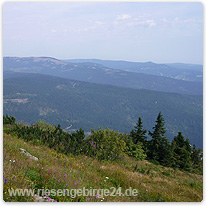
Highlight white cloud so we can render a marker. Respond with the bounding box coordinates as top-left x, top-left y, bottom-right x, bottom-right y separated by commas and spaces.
145, 19, 156, 27
126, 18, 156, 28
114, 13, 157, 28
95, 21, 105, 25
162, 17, 201, 26
162, 18, 168, 23
117, 14, 131, 20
